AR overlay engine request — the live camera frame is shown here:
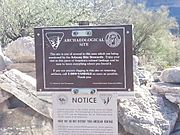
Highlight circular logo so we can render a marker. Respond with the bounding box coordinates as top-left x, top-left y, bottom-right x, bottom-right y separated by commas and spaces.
57, 95, 68, 105
105, 32, 121, 48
